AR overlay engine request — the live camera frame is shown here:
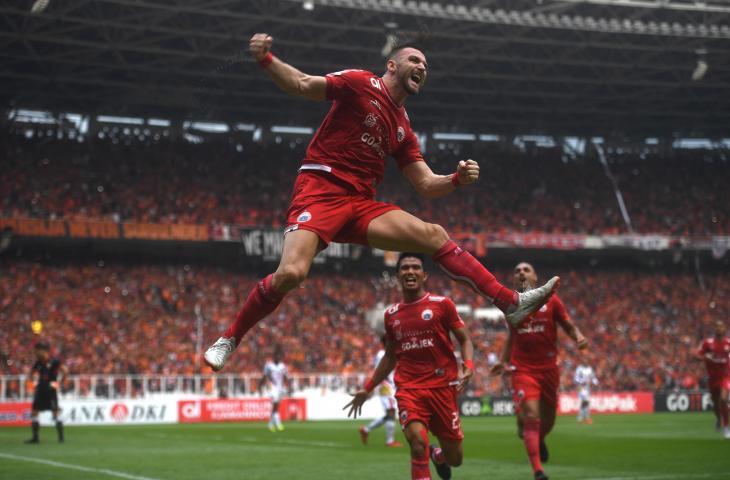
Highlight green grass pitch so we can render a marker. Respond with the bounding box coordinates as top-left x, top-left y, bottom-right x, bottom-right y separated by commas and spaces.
1, 413, 728, 479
